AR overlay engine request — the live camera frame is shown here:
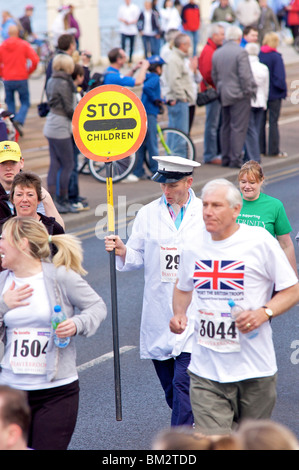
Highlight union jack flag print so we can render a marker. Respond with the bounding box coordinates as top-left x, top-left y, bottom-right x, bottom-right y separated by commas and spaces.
193, 260, 245, 291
